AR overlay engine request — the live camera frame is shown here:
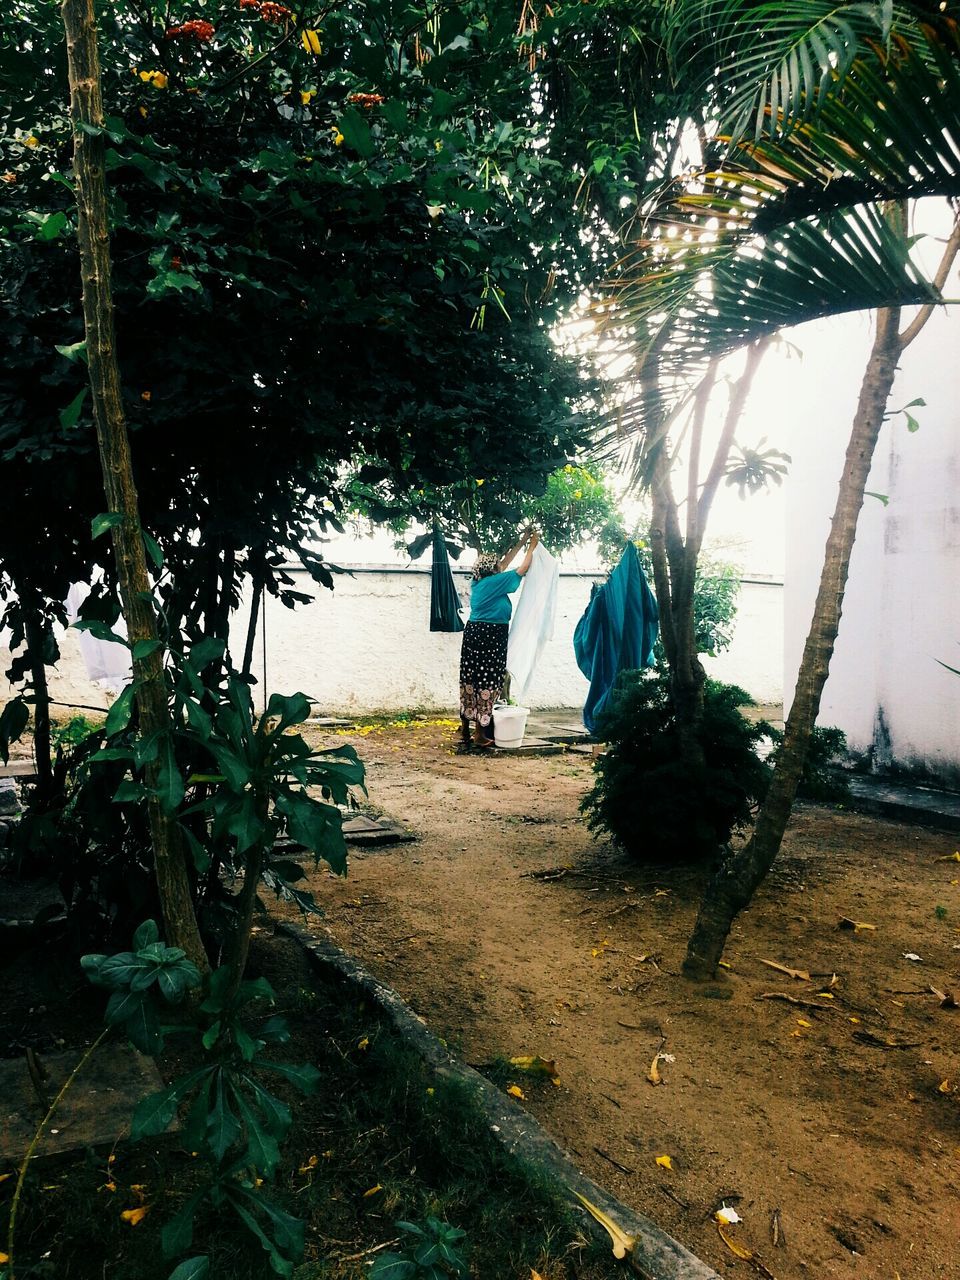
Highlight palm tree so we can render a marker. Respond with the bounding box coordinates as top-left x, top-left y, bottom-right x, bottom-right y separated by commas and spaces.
605, 0, 960, 976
